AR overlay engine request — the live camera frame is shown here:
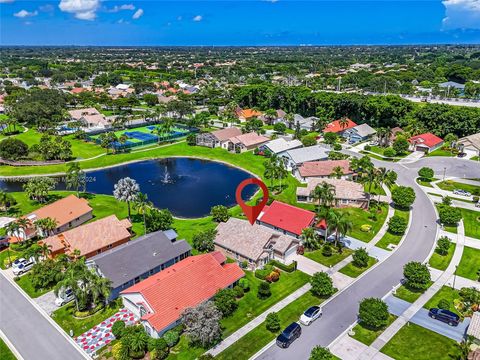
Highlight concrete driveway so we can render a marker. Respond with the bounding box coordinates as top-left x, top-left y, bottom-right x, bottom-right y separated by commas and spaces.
34, 290, 60, 315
